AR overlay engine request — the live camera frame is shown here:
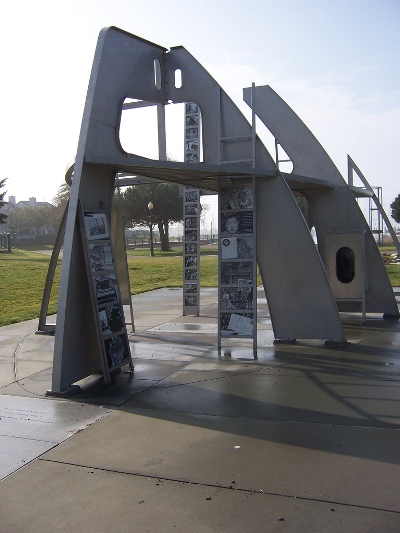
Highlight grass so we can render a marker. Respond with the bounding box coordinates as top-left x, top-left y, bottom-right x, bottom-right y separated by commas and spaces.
0, 246, 399, 327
